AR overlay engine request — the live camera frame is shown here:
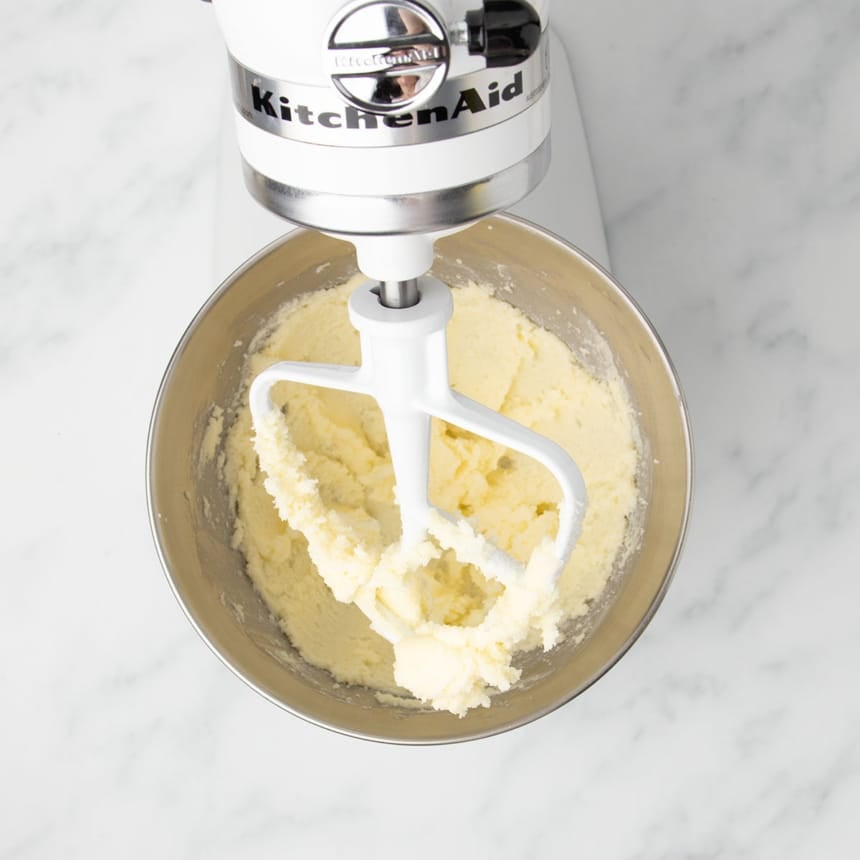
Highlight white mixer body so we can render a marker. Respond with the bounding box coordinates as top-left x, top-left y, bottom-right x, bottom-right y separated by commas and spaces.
212, 0, 554, 278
